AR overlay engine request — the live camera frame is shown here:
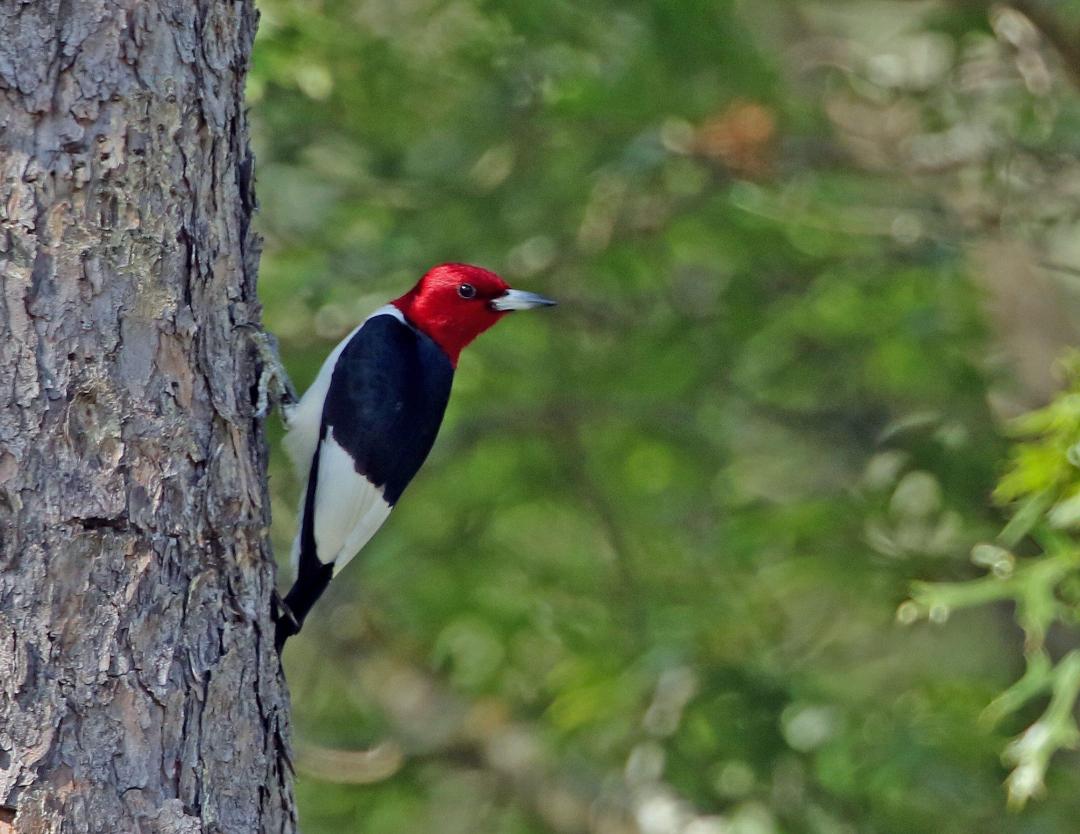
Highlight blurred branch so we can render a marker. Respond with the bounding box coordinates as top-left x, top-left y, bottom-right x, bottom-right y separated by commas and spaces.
1039, 261, 1080, 281
1006, 1, 1080, 88
944, 0, 1080, 87
295, 649, 725, 834
297, 741, 405, 785
973, 240, 1080, 409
